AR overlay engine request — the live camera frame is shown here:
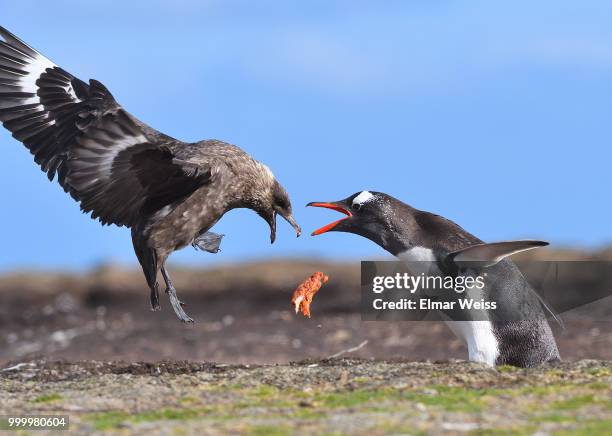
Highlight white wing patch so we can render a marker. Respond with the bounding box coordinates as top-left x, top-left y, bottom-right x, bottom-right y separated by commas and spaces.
1, 52, 58, 127
18, 55, 55, 98
352, 190, 374, 207
15, 52, 80, 105
72, 123, 148, 184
